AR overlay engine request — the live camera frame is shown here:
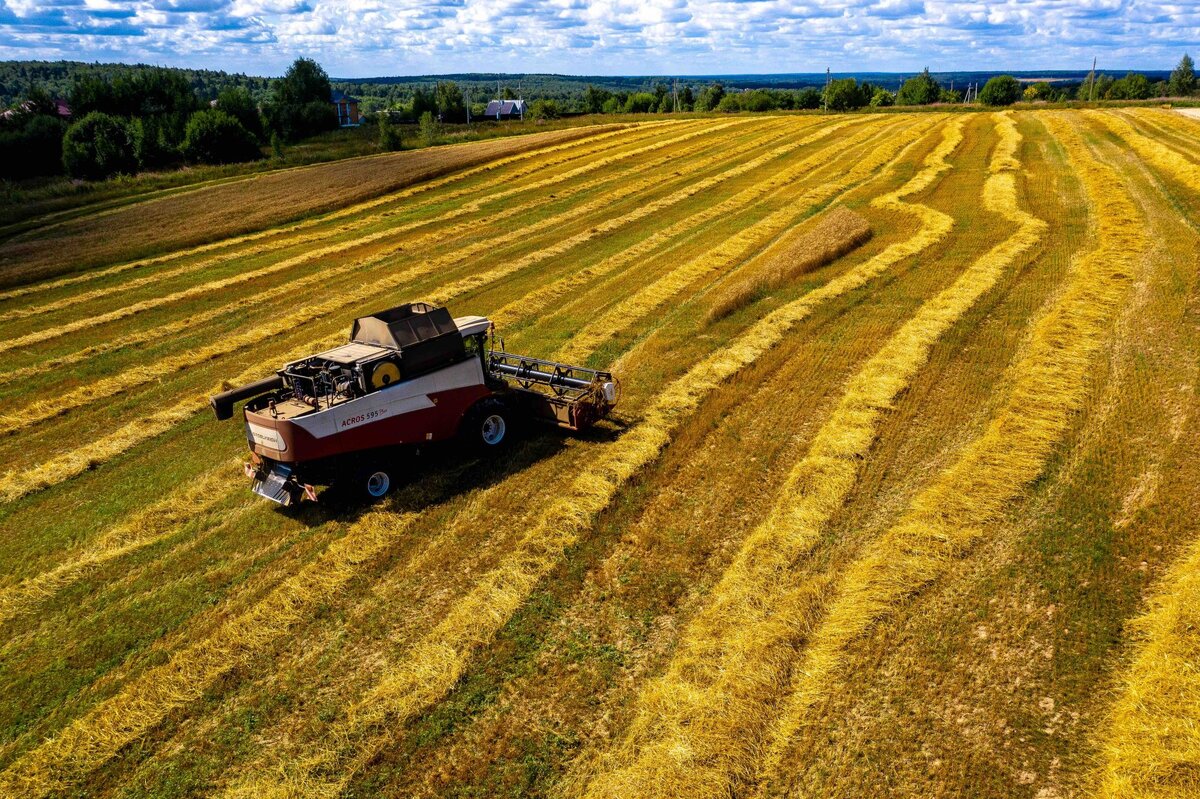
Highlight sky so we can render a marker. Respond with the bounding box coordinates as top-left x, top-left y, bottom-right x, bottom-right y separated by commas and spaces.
0, 0, 1197, 78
